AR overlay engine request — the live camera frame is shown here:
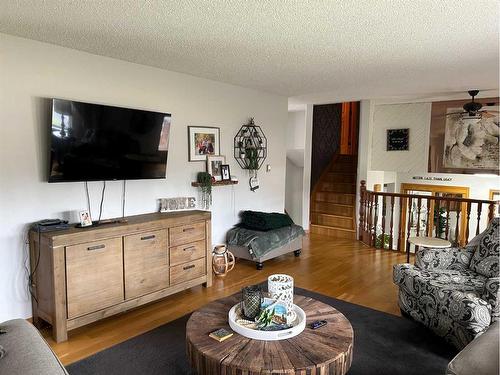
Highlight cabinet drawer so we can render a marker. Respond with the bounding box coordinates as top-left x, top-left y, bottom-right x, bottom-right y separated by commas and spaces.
169, 222, 205, 247
124, 229, 169, 299
170, 258, 206, 285
170, 240, 205, 266
66, 238, 124, 319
